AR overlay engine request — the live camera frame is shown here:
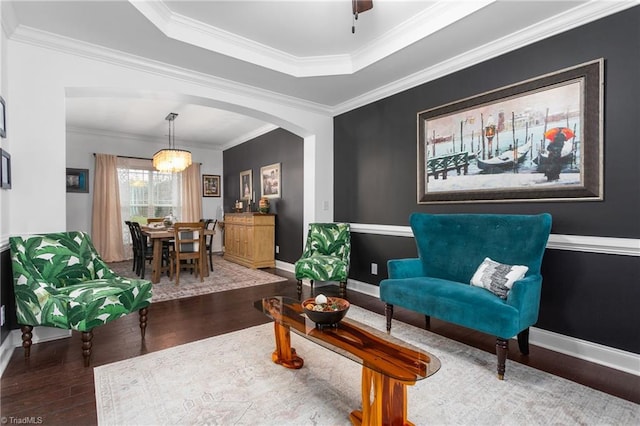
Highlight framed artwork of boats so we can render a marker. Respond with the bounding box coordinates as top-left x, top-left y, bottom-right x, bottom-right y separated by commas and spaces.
417, 59, 603, 204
